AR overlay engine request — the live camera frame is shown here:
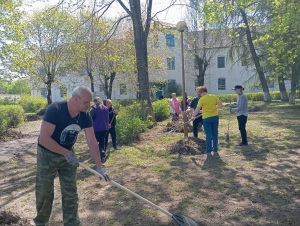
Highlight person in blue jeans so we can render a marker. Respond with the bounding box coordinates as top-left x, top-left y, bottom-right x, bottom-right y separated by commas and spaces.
192, 86, 223, 155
